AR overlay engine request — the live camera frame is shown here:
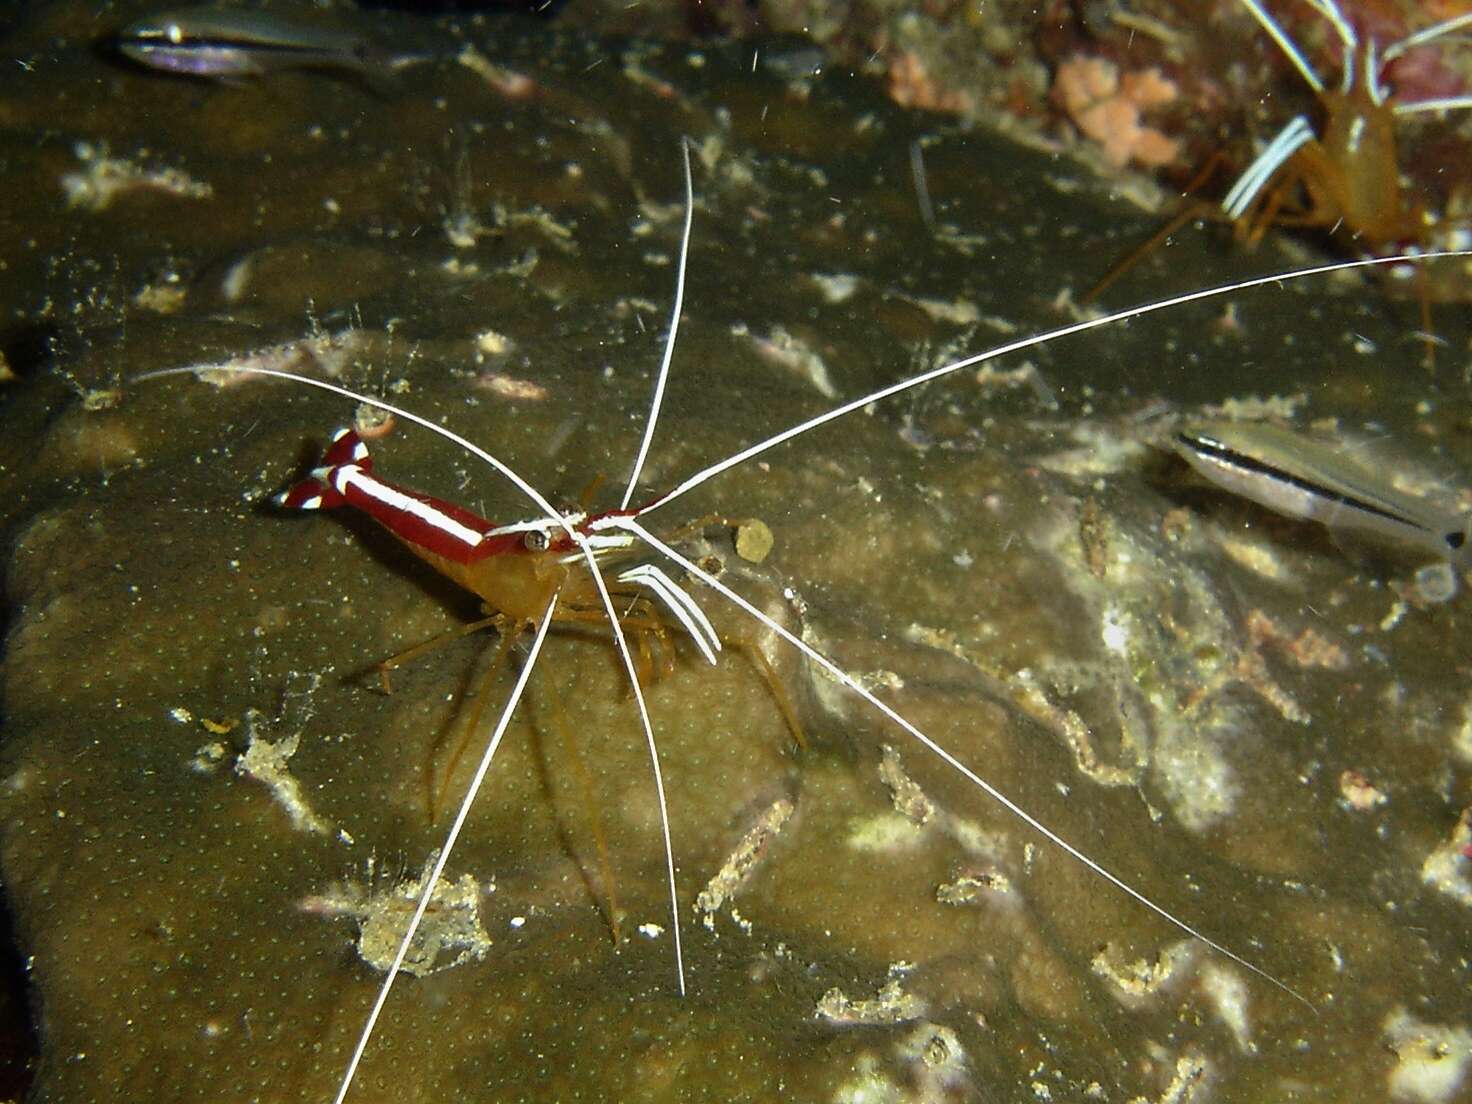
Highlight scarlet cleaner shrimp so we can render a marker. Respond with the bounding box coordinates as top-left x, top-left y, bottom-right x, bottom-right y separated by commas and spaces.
5, 32, 1472, 1104
124, 153, 1472, 1100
